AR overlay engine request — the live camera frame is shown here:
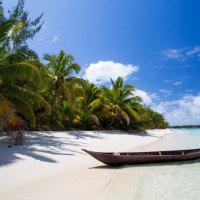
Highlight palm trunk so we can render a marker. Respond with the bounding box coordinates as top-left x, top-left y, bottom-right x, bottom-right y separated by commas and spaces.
108, 108, 118, 128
